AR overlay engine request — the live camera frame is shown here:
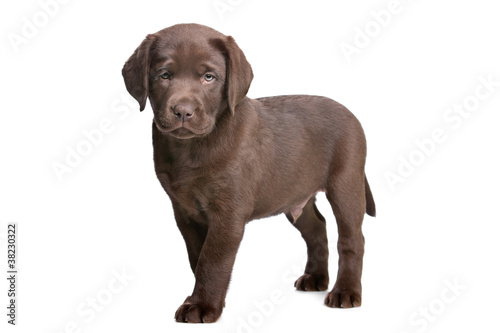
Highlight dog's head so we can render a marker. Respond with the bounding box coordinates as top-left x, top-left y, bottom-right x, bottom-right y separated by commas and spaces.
122, 24, 253, 139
